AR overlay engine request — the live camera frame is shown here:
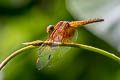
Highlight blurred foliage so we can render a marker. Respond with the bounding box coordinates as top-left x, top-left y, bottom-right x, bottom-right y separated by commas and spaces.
66, 0, 120, 51
0, 0, 120, 80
